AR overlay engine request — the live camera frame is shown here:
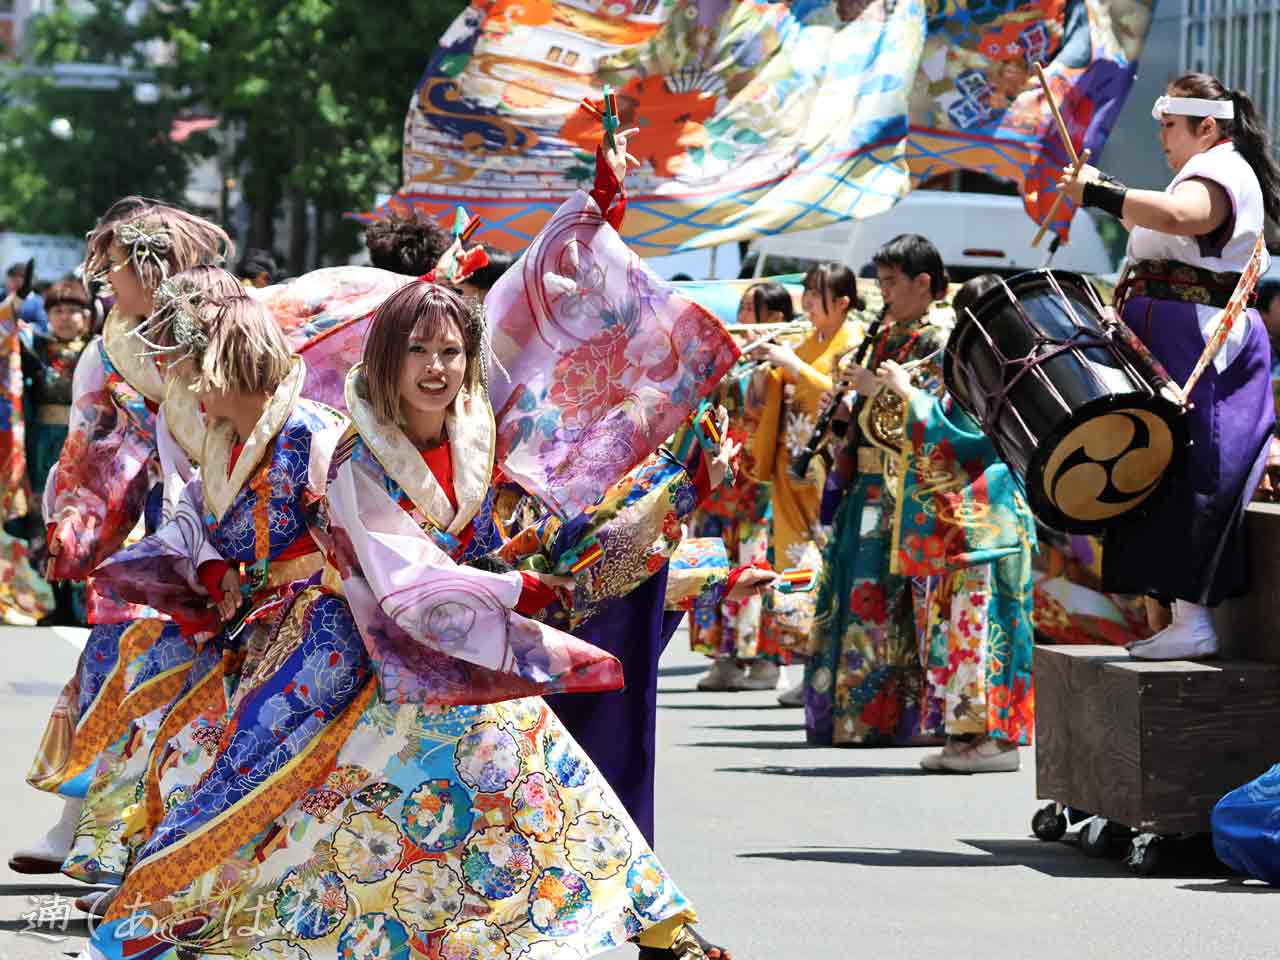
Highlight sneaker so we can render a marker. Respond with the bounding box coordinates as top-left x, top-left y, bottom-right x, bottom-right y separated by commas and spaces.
939, 738, 1021, 773
920, 737, 967, 771
696, 659, 748, 691
9, 797, 83, 874
1126, 600, 1219, 660
776, 680, 804, 707
740, 659, 780, 691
